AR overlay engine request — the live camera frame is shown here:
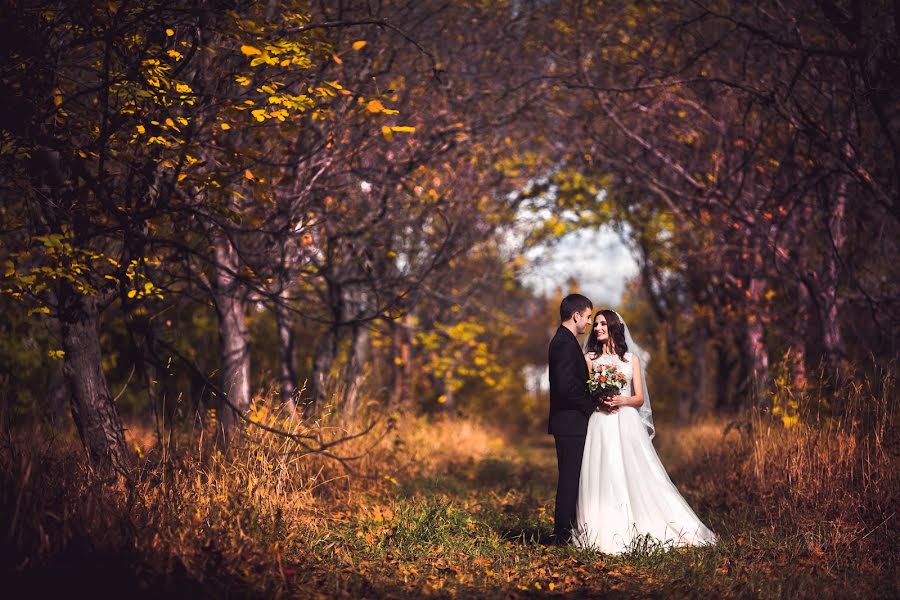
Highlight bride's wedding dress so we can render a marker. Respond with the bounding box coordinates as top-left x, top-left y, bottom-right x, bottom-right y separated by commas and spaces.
574, 351, 717, 553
